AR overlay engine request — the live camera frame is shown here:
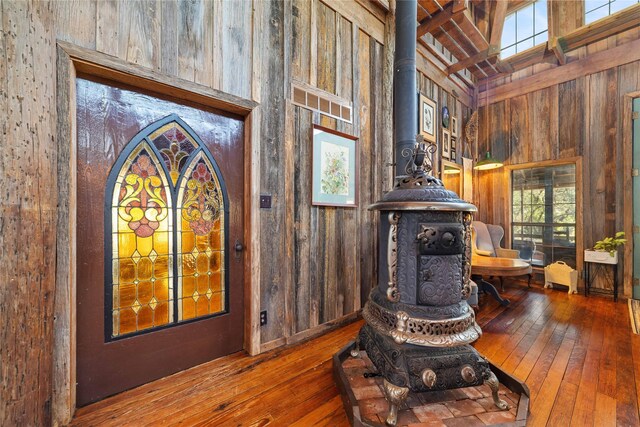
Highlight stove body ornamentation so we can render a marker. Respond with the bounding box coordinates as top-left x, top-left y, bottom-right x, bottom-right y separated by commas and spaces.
354, 143, 507, 426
